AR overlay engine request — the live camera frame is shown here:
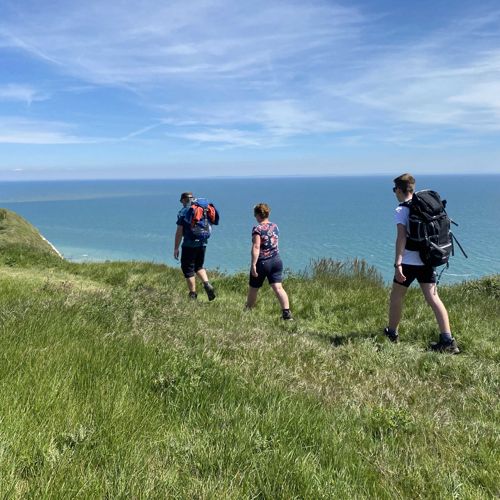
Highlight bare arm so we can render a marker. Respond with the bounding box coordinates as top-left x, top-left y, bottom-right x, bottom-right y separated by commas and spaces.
250, 234, 260, 277
174, 225, 183, 259
394, 224, 407, 283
